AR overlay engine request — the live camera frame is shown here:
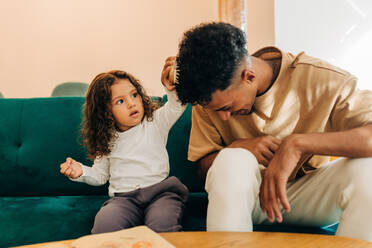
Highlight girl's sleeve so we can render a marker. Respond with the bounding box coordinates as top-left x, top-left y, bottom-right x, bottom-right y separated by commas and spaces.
154, 88, 187, 135
71, 156, 110, 186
